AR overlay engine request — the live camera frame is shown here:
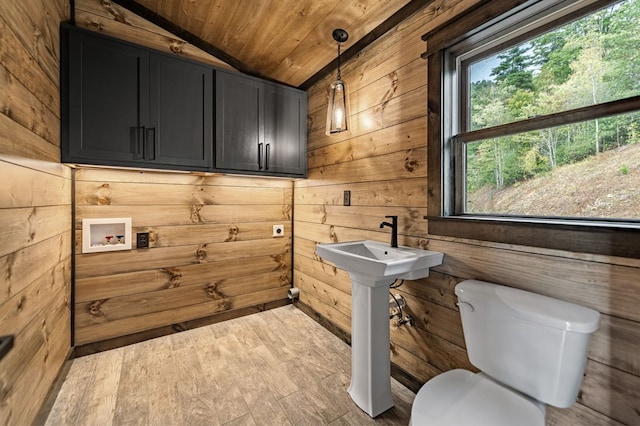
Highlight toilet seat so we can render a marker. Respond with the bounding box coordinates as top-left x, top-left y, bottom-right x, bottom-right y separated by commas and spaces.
410, 369, 545, 426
